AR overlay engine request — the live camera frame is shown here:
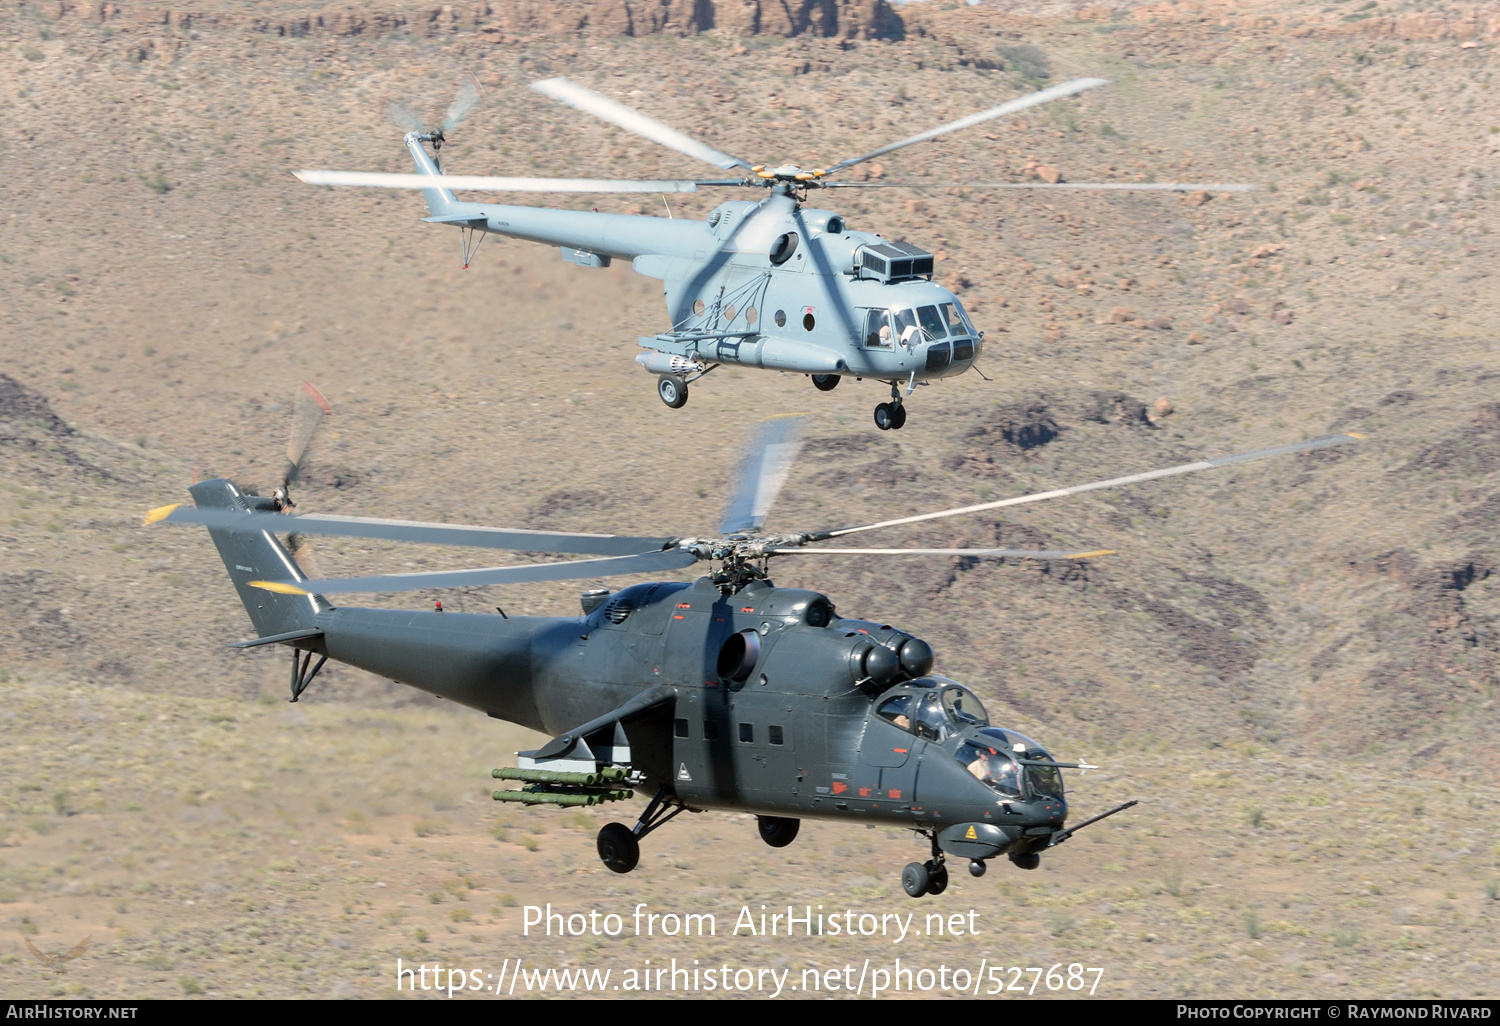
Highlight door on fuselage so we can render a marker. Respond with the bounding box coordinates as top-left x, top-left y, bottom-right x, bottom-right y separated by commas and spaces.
852, 693, 921, 809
